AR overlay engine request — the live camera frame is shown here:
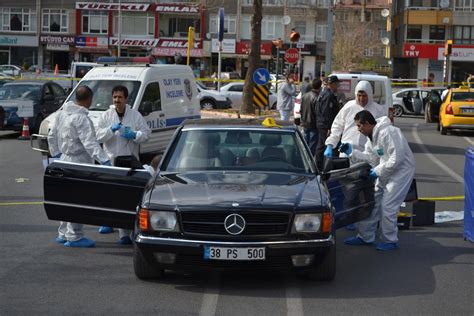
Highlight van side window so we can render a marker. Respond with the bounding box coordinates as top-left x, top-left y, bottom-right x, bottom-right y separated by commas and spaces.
139, 82, 162, 115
